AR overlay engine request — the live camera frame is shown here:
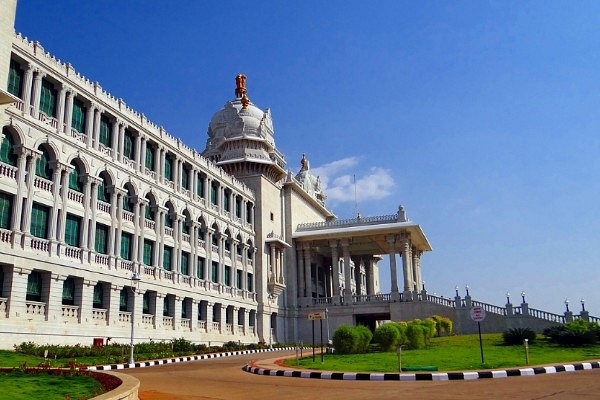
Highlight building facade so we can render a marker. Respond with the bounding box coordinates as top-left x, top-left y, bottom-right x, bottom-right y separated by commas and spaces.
0, 0, 433, 349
